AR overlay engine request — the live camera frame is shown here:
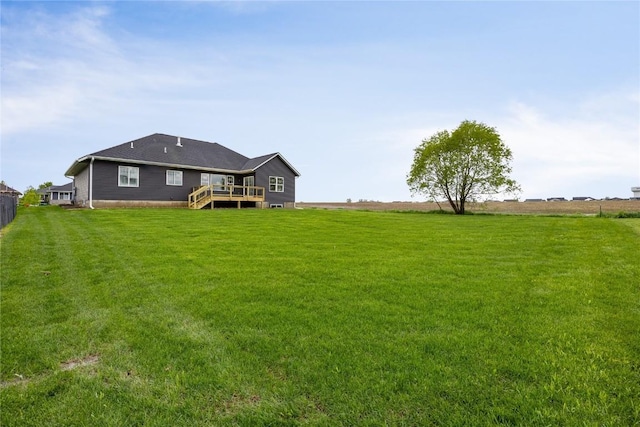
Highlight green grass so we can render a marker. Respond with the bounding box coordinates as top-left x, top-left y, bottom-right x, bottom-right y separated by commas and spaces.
1, 207, 639, 426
